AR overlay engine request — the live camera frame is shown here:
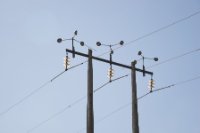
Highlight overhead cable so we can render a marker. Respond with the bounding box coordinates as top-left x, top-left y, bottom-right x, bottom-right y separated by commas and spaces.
98, 9, 200, 57
27, 74, 128, 133
50, 9, 200, 81
76, 74, 200, 133
0, 81, 50, 116
147, 48, 200, 69
0, 63, 85, 117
